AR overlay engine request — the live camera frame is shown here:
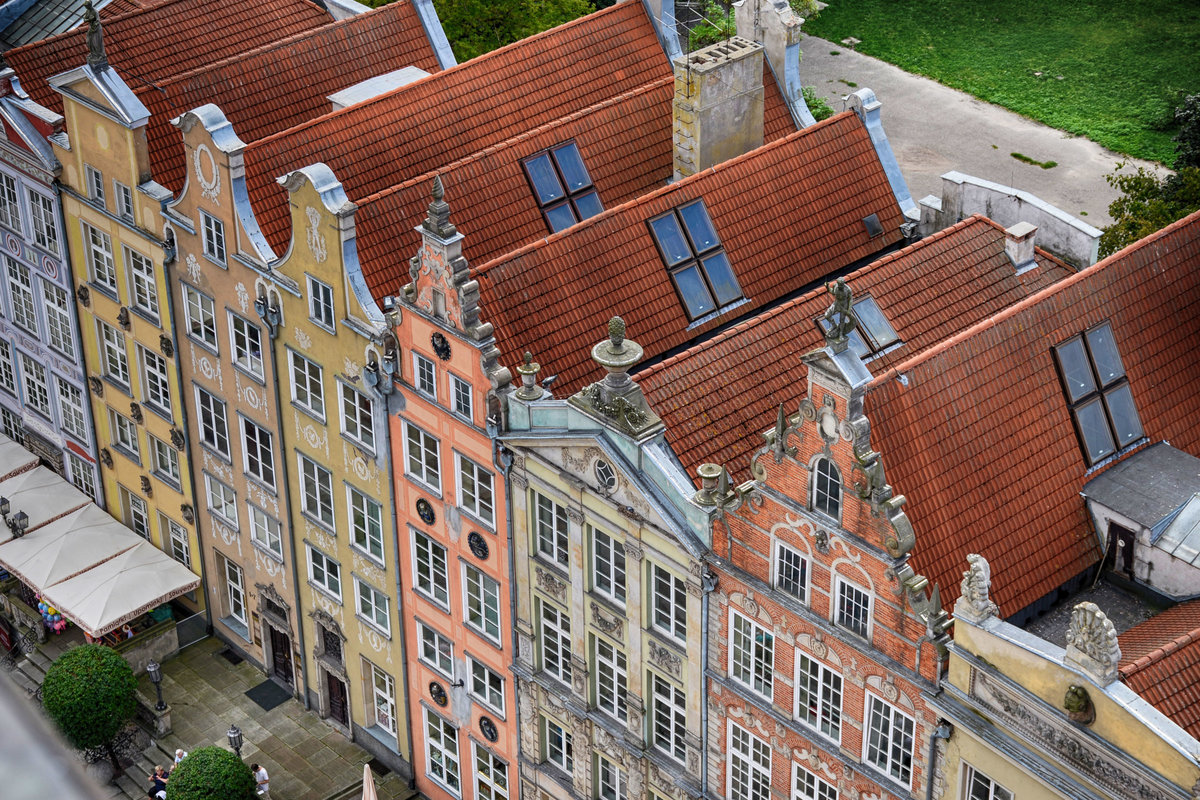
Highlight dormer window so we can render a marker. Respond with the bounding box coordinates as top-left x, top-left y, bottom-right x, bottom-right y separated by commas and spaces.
811, 457, 841, 521
649, 200, 743, 321
201, 211, 226, 264
1053, 322, 1143, 465
816, 294, 899, 359
522, 142, 603, 233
